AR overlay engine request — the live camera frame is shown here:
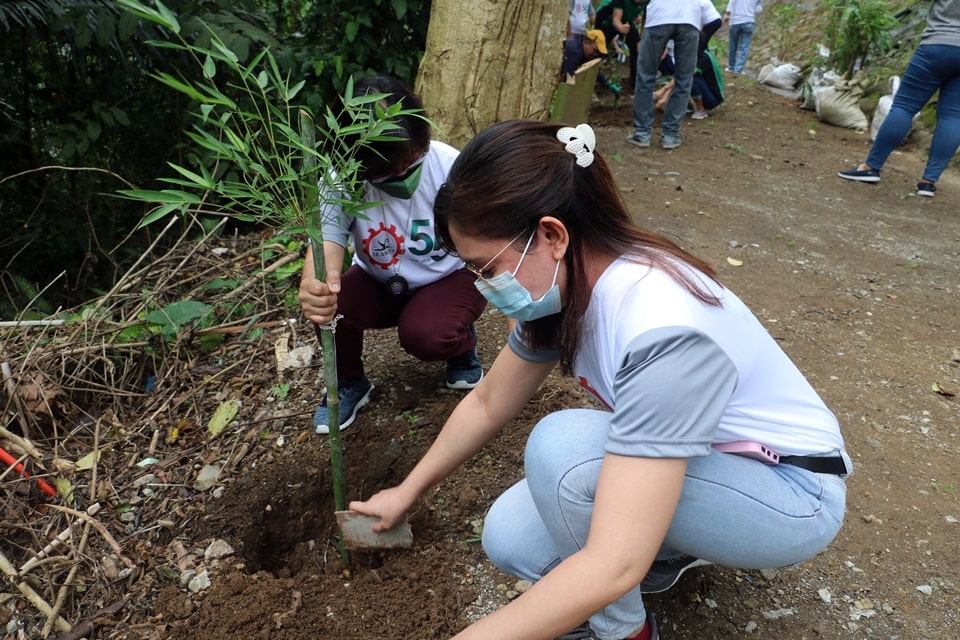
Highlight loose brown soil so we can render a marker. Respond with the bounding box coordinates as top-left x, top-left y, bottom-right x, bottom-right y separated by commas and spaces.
4, 75, 959, 639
